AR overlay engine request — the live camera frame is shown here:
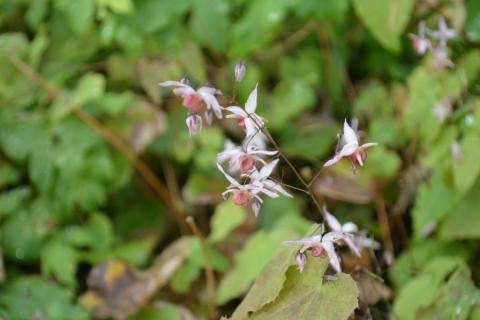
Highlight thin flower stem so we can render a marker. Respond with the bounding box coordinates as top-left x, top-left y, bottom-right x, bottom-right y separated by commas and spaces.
247, 115, 326, 220
185, 217, 216, 320
269, 177, 310, 195
10, 55, 189, 234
